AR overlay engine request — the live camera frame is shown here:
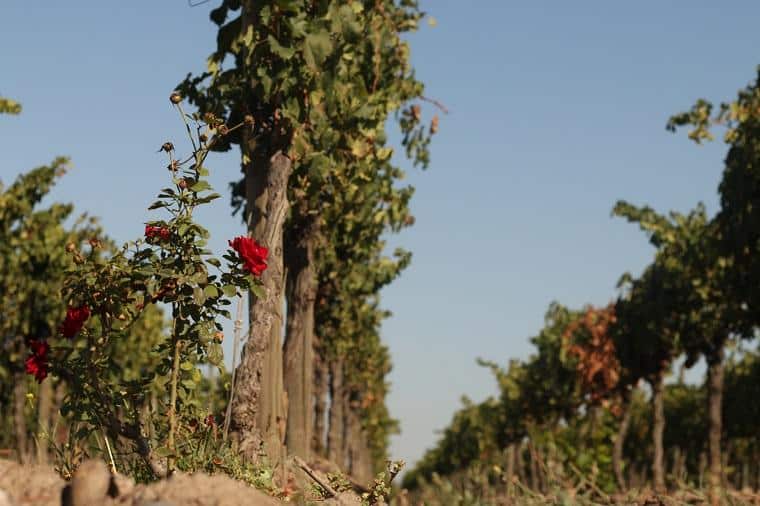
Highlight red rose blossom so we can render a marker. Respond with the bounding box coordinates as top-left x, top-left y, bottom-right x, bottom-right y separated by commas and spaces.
145, 225, 171, 241
59, 305, 90, 338
229, 236, 268, 276
25, 340, 50, 383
